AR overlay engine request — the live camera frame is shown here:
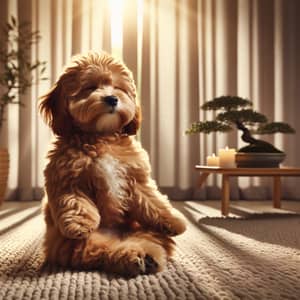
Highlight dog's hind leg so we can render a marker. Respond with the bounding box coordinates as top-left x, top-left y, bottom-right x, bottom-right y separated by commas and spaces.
132, 181, 187, 236
44, 227, 174, 277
